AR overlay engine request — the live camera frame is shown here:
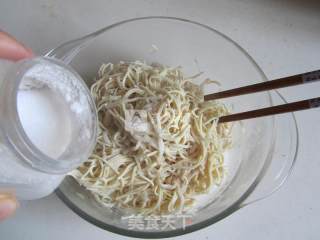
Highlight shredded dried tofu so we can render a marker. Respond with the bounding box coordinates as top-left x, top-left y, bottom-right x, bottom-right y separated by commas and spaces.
69, 61, 232, 214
